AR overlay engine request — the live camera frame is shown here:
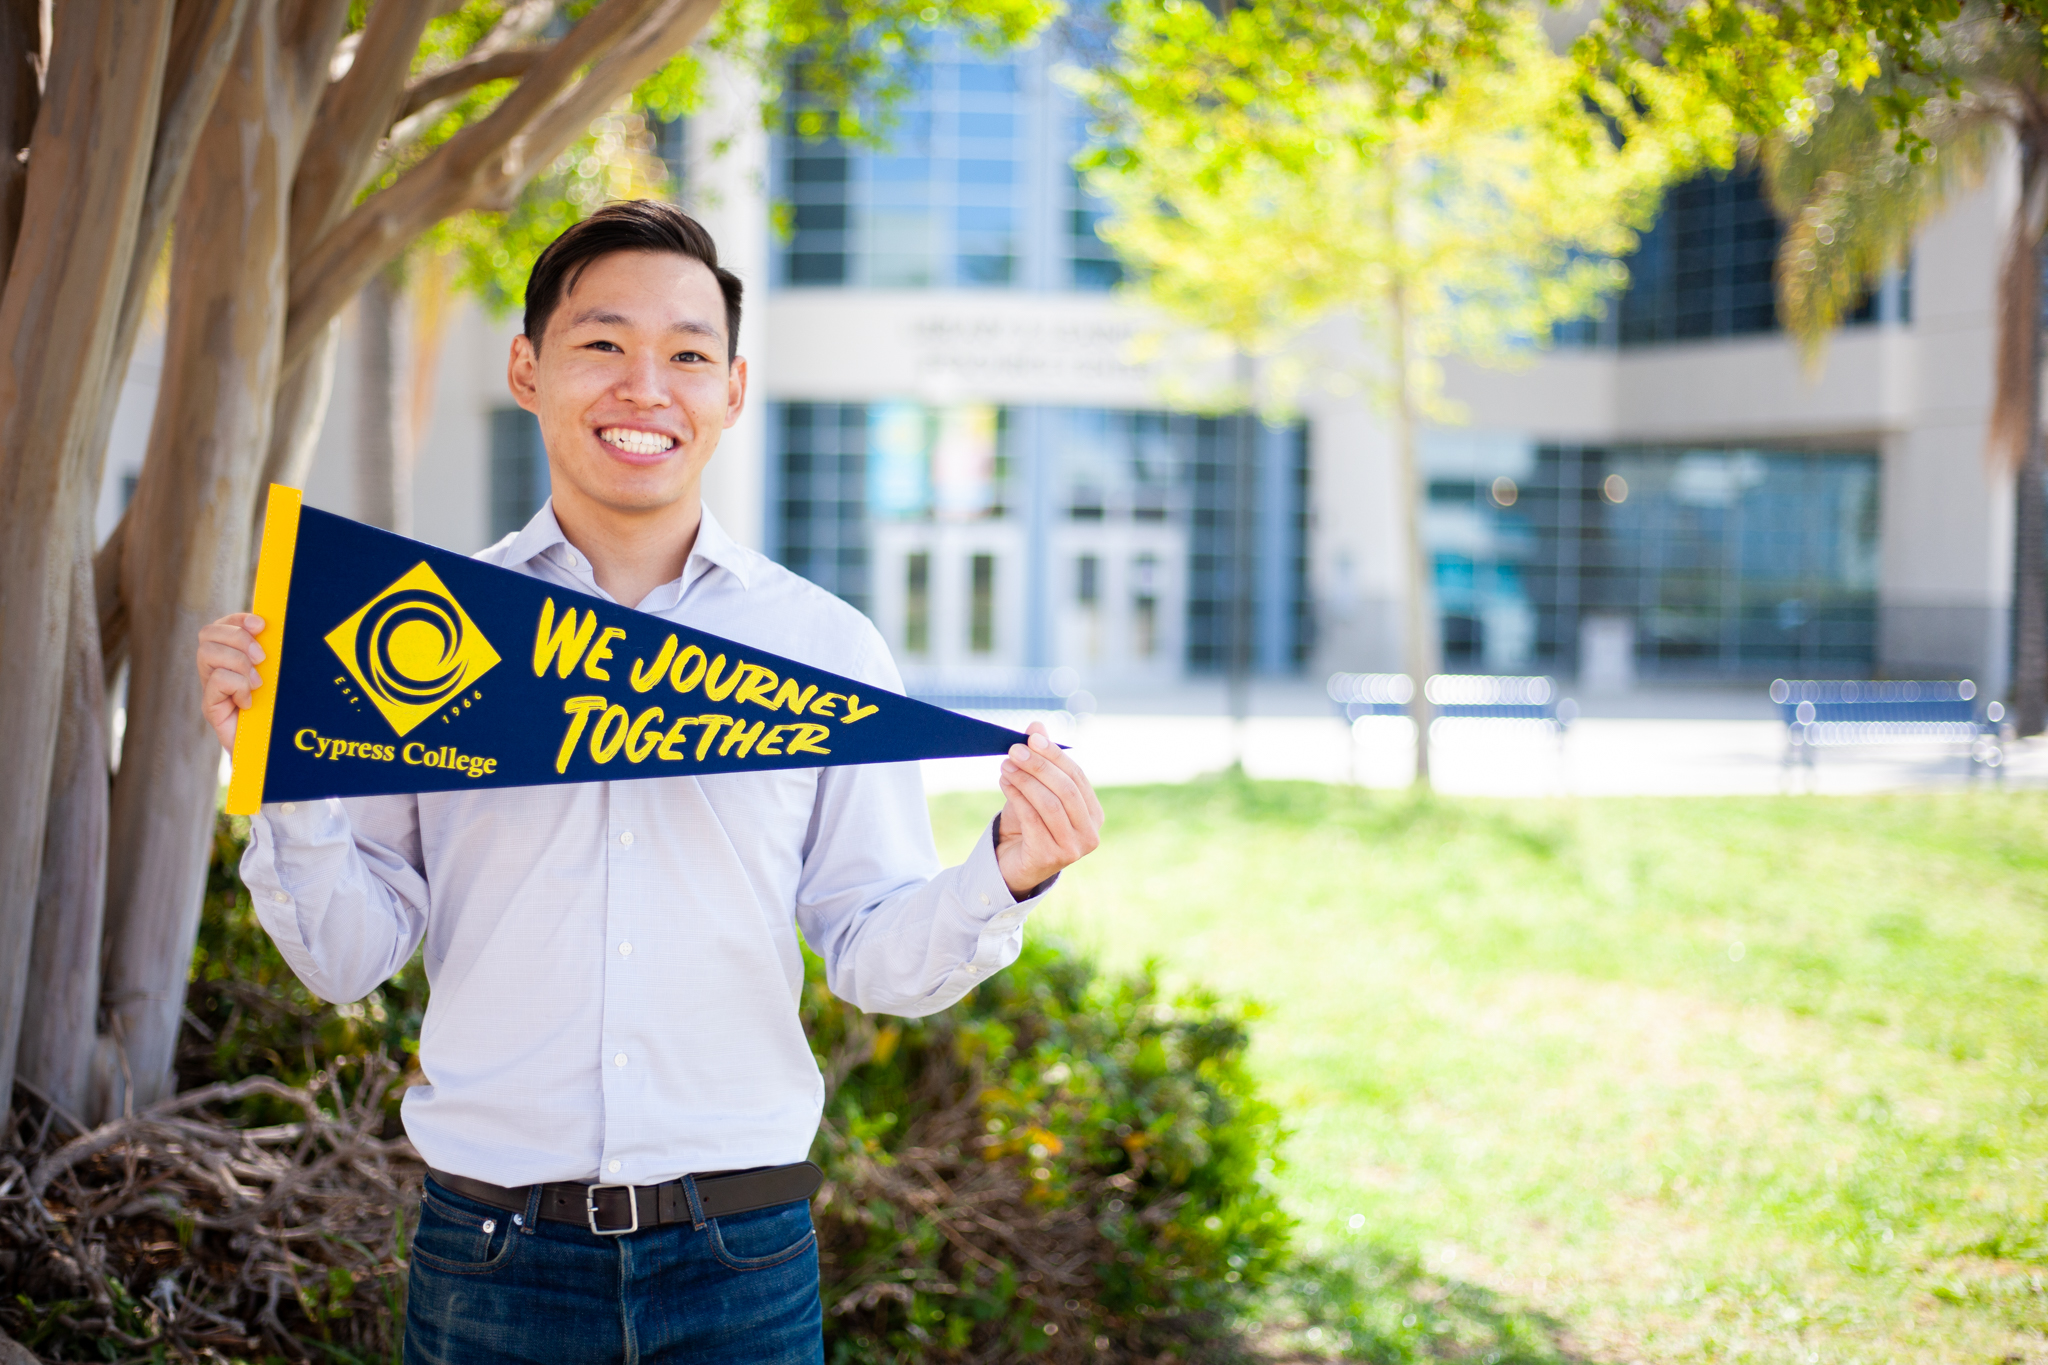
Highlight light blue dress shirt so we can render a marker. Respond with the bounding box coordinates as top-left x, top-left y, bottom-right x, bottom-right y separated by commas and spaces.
239, 504, 1048, 1188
